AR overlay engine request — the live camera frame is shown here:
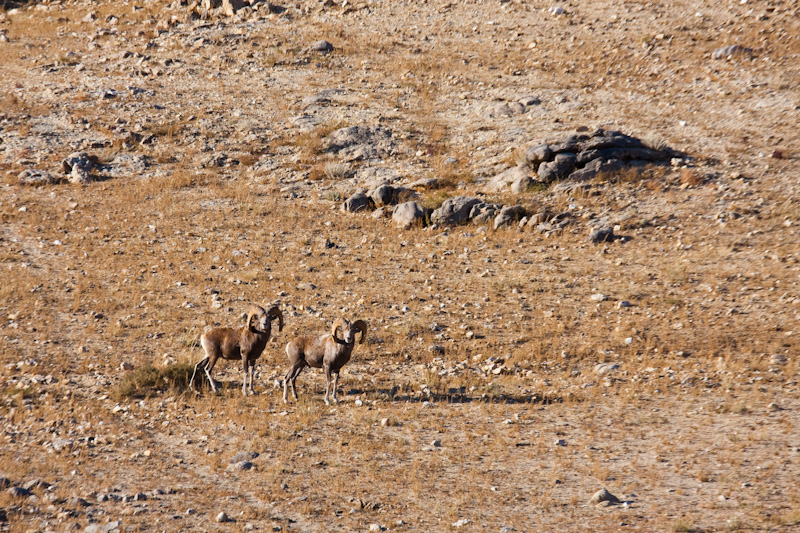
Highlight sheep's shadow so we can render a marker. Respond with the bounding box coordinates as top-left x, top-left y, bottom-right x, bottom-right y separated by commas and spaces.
347, 387, 562, 405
